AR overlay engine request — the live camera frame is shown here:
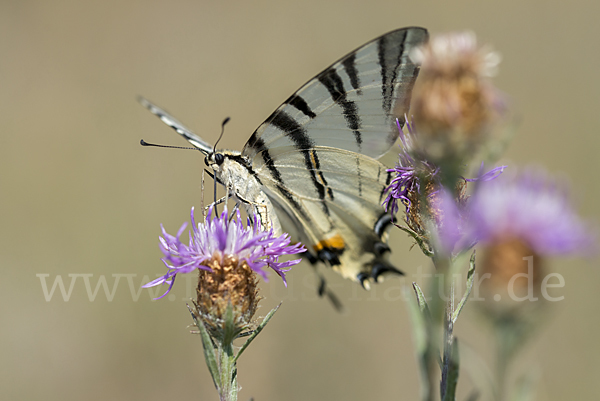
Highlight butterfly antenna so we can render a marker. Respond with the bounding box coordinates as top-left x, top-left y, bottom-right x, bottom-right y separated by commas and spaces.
212, 117, 230, 153
140, 139, 201, 151
210, 117, 230, 213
